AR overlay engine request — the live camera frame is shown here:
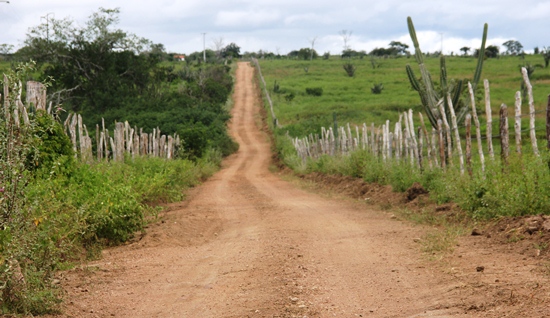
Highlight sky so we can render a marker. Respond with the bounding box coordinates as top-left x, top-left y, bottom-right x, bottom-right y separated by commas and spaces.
0, 0, 549, 56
